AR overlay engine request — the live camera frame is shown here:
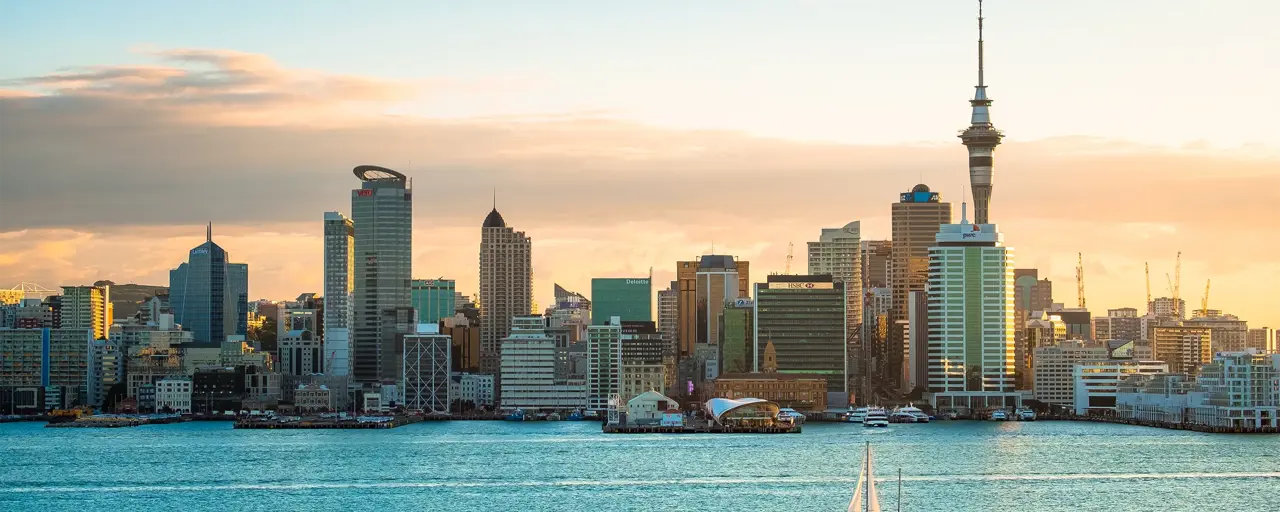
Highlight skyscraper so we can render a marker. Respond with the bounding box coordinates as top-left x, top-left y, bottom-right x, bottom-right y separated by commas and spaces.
323, 211, 354, 377
59, 285, 110, 340
676, 256, 750, 358
479, 205, 532, 379
807, 221, 862, 392
351, 165, 413, 385
926, 206, 1017, 411
959, 0, 1004, 224
411, 279, 457, 325
860, 240, 892, 289
753, 275, 846, 392
888, 185, 951, 392
169, 224, 248, 346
